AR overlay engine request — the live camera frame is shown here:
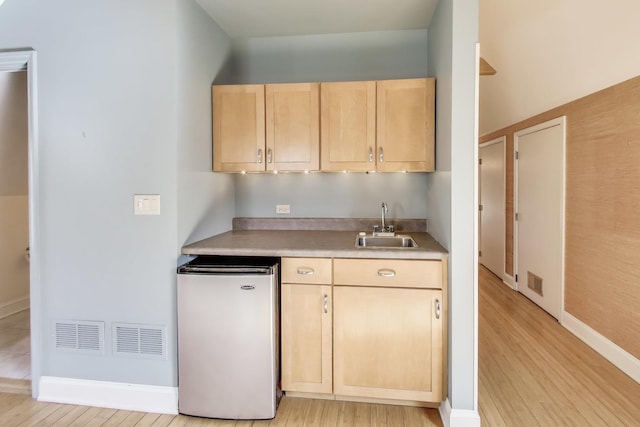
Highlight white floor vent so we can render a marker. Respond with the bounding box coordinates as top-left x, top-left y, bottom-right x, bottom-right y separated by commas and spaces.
54, 320, 105, 354
113, 323, 167, 360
